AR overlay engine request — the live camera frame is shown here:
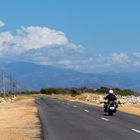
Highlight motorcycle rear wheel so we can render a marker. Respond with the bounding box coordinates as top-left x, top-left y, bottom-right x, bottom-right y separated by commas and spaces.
108, 111, 113, 116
